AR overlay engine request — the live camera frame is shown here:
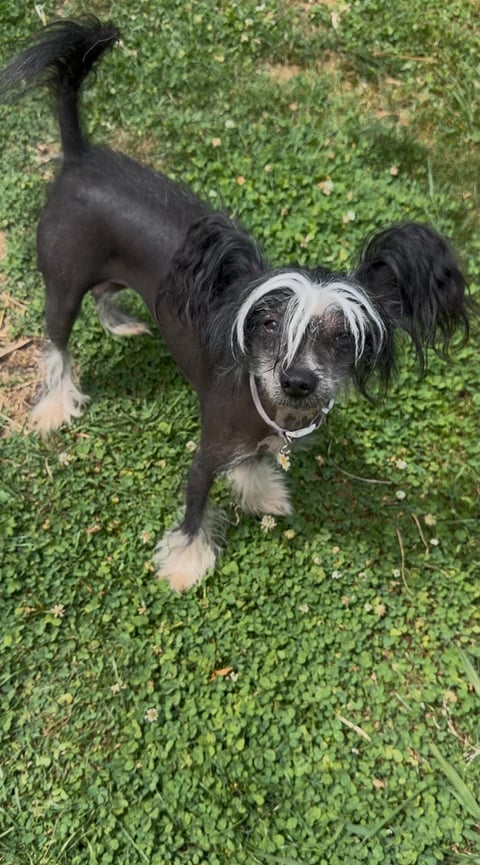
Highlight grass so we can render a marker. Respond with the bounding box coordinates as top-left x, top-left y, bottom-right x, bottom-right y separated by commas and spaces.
0, 1, 479, 863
